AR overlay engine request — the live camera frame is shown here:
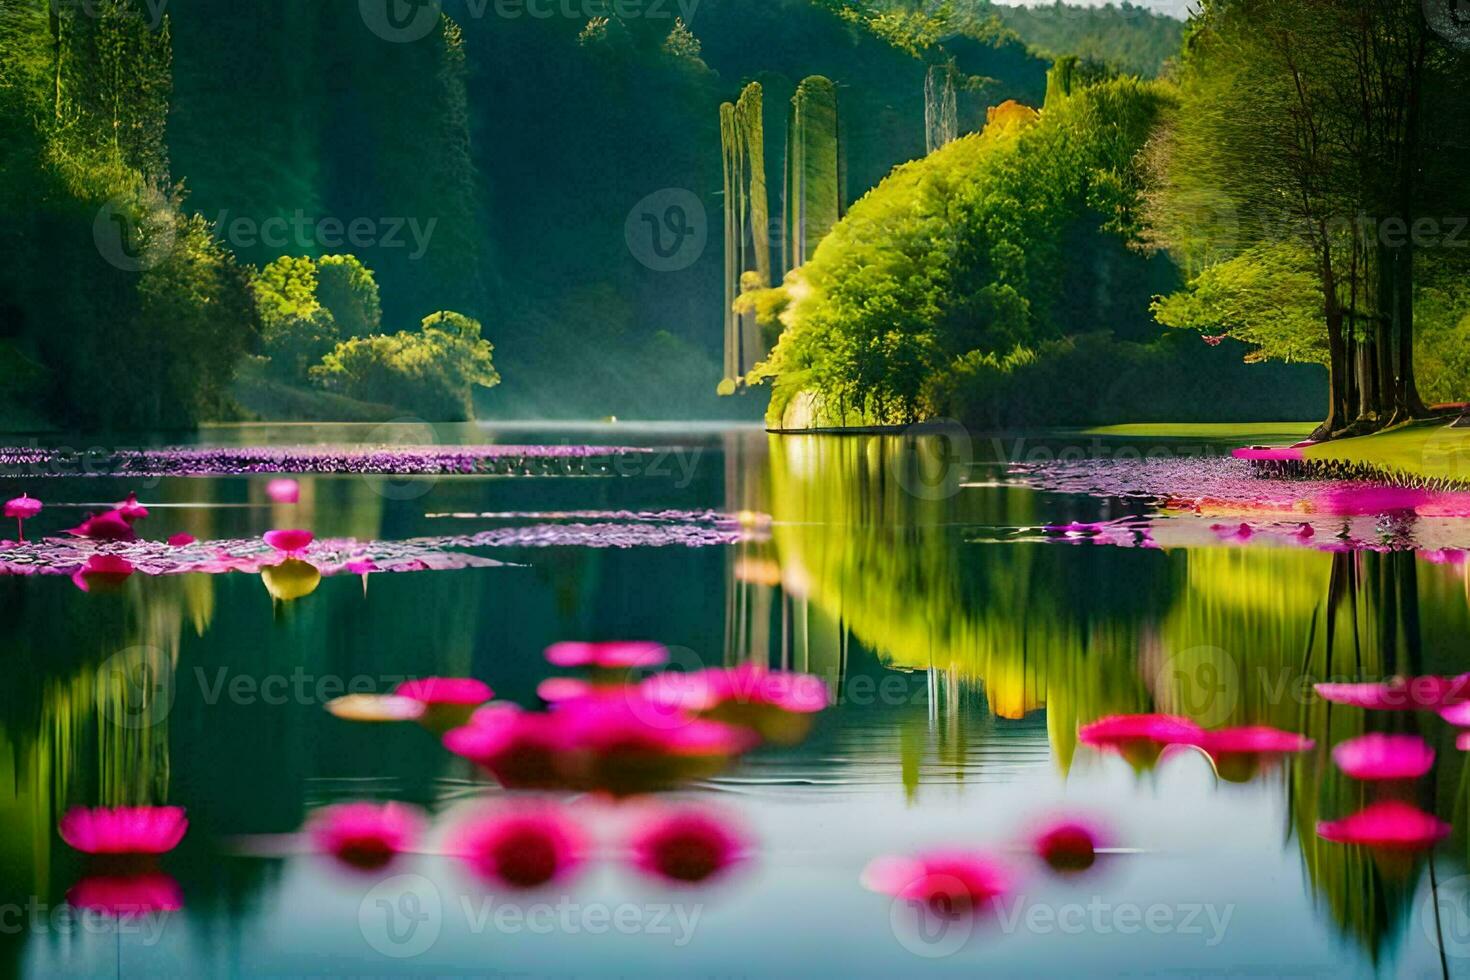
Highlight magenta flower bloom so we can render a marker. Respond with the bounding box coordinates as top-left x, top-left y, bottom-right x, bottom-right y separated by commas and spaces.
1198, 726, 1315, 782
640, 665, 828, 745
266, 478, 300, 504
308, 802, 424, 869
395, 677, 493, 707
264, 529, 314, 554
1033, 819, 1106, 873
1440, 701, 1470, 726
67, 510, 136, 542
862, 851, 1011, 914
1331, 733, 1435, 781
166, 532, 196, 547
556, 699, 758, 796
1078, 714, 1203, 768
449, 804, 586, 889
1458, 731, 1470, 752
72, 554, 134, 593
1315, 675, 1470, 711
4, 493, 41, 541
443, 704, 569, 789
59, 806, 188, 855
545, 641, 668, 670
67, 873, 183, 916
536, 677, 627, 705
1317, 801, 1450, 850
629, 807, 750, 884
116, 493, 149, 523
